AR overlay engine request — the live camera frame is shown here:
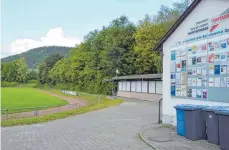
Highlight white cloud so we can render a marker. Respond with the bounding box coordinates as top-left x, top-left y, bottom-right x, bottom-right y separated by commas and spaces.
1, 27, 82, 58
